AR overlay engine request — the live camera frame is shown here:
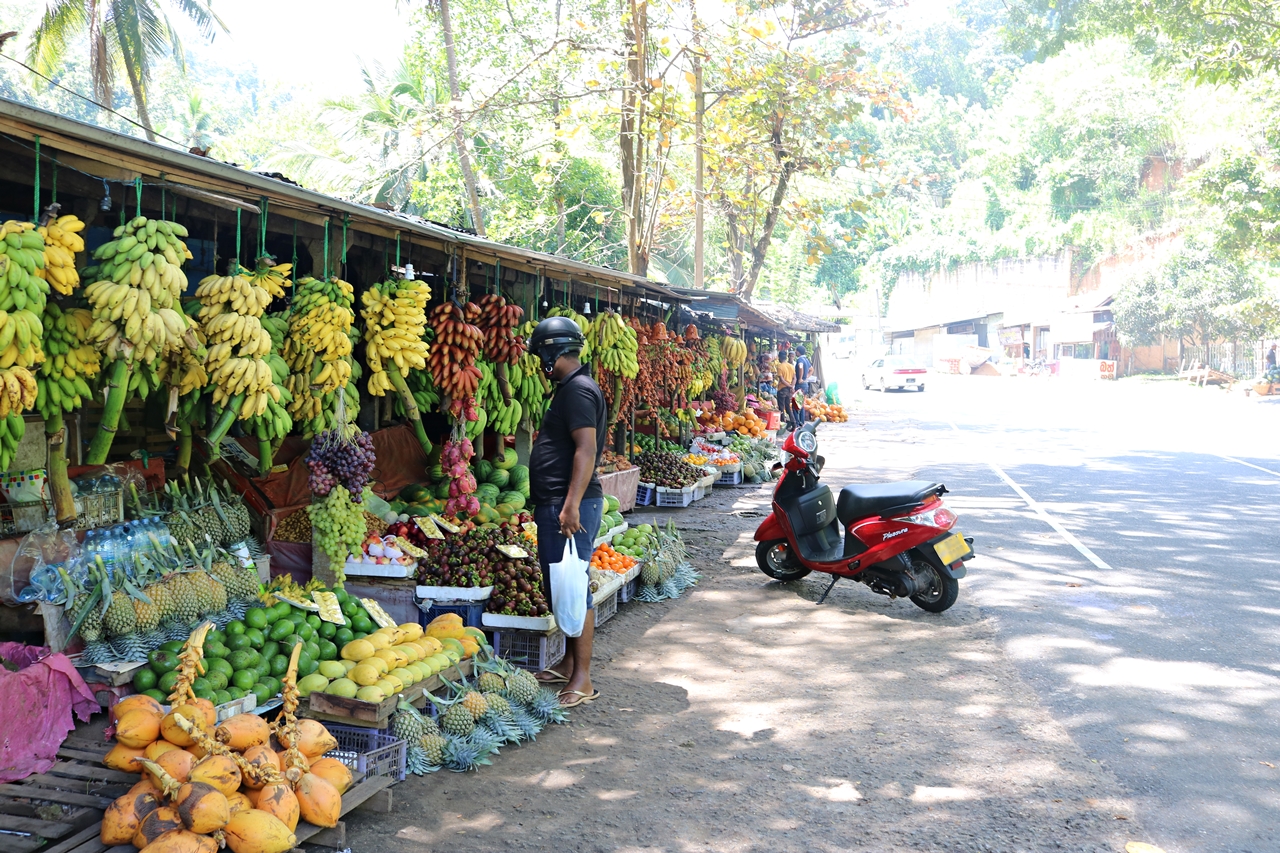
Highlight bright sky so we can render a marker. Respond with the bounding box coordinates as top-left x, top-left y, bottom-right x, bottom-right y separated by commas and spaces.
182, 0, 413, 96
